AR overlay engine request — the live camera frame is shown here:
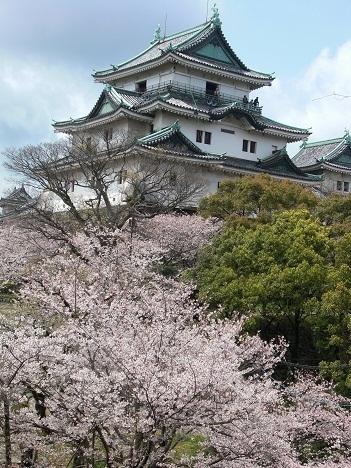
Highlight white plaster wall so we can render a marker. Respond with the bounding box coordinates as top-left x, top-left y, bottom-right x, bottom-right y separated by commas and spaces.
112, 63, 255, 99
158, 111, 286, 159
321, 170, 351, 194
